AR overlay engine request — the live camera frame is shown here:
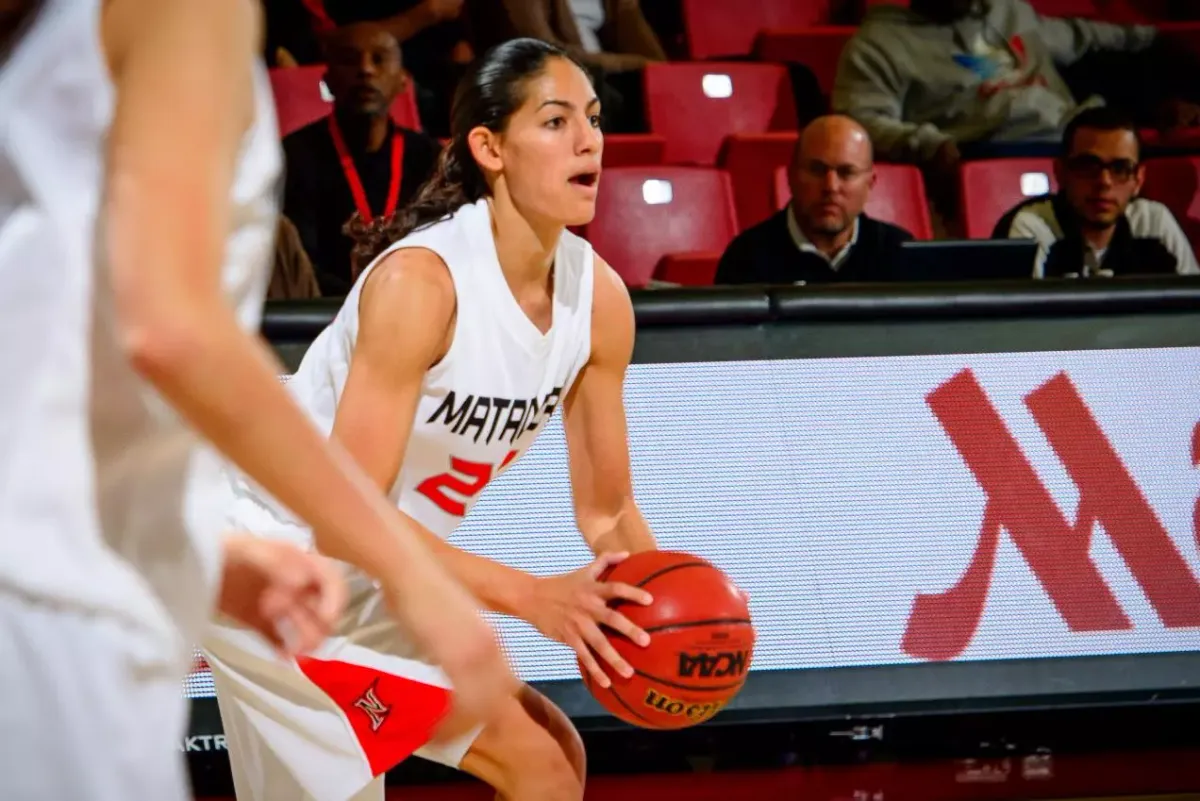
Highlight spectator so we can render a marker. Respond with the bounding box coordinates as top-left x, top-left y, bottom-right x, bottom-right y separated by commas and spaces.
283, 23, 441, 295
715, 115, 913, 286
266, 0, 473, 137
470, 0, 666, 132
994, 107, 1199, 278
832, 0, 1159, 212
